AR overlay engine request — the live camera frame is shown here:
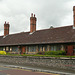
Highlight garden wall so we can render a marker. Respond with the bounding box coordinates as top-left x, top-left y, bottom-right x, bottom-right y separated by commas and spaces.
0, 55, 75, 71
